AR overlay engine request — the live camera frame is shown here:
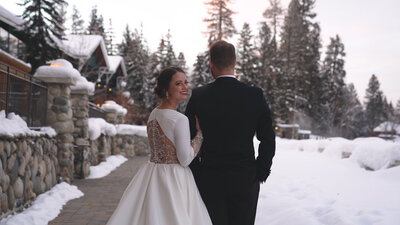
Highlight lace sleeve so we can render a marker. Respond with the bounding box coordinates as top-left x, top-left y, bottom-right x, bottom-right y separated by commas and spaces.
191, 131, 203, 155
